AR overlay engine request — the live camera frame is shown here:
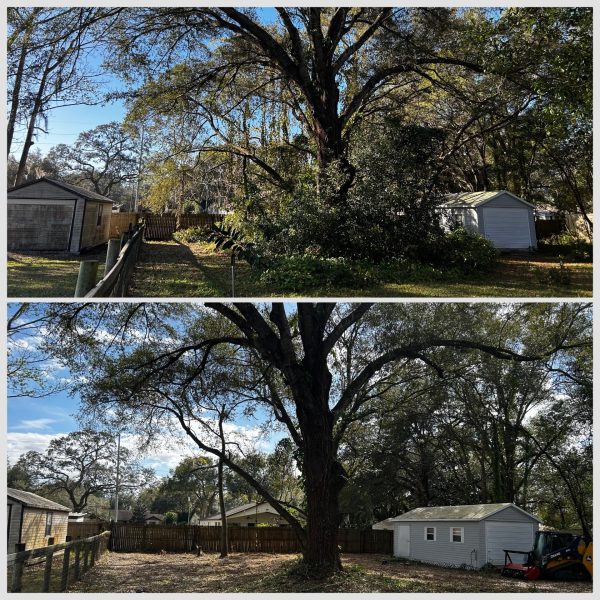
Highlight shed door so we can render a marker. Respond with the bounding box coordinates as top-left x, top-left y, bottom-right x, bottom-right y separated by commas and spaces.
482, 207, 531, 248
394, 525, 410, 558
7, 201, 75, 251
485, 522, 535, 565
